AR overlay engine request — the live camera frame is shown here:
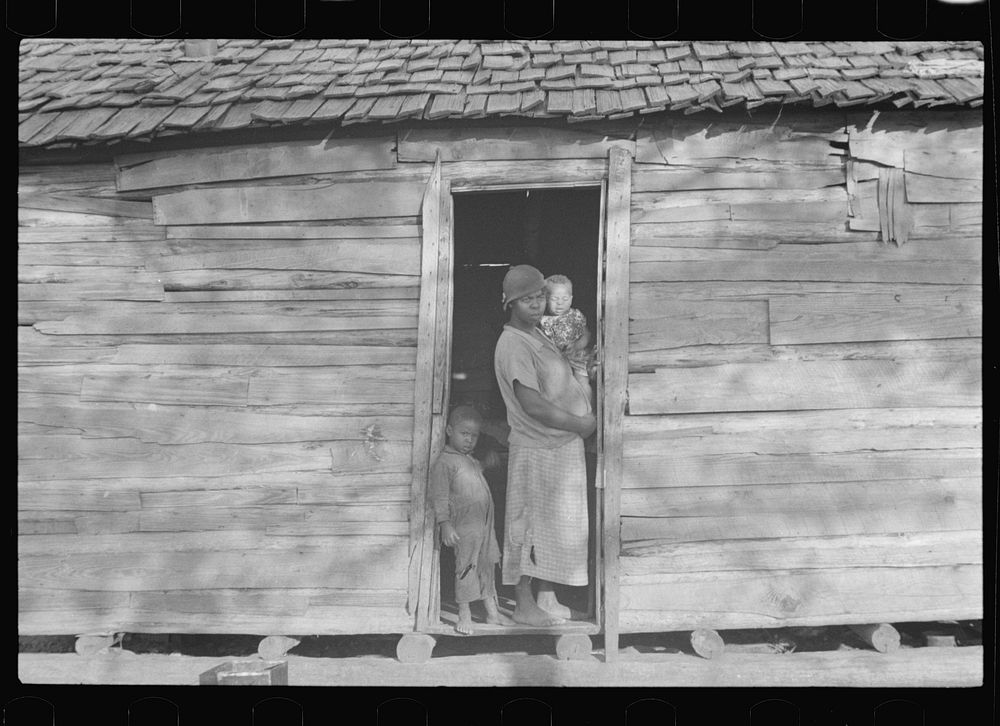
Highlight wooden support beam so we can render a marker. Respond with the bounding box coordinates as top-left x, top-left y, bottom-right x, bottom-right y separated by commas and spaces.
602, 146, 631, 663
